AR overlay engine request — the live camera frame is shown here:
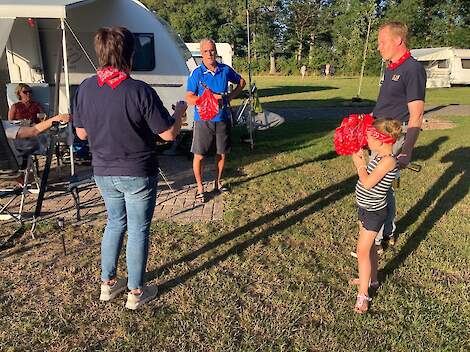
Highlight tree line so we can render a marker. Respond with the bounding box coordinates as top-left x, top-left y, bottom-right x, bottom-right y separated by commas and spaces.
142, 0, 470, 75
